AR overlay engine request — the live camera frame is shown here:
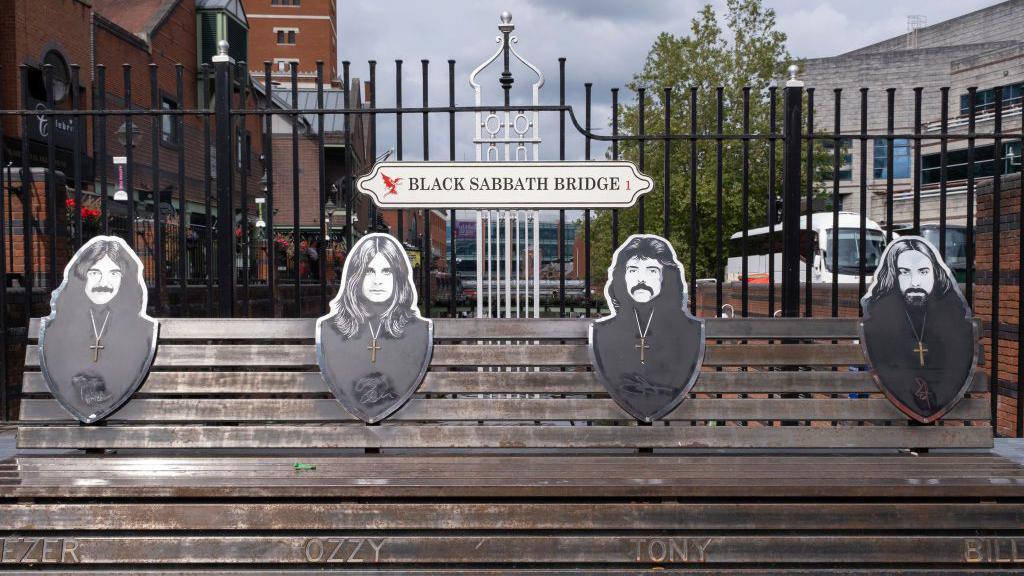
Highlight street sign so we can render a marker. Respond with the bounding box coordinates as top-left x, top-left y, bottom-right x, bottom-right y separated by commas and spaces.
357, 161, 654, 209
